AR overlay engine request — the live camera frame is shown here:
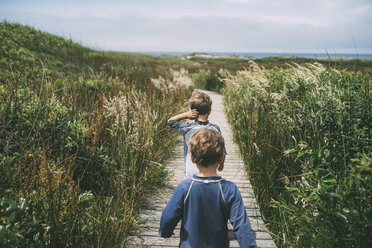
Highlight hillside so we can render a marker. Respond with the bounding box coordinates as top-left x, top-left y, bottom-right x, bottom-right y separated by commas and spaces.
0, 21, 193, 247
